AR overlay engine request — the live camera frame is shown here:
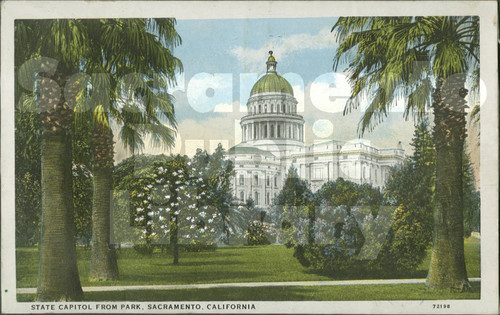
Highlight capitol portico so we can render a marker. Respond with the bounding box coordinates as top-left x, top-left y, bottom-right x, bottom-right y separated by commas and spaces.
228, 52, 405, 208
